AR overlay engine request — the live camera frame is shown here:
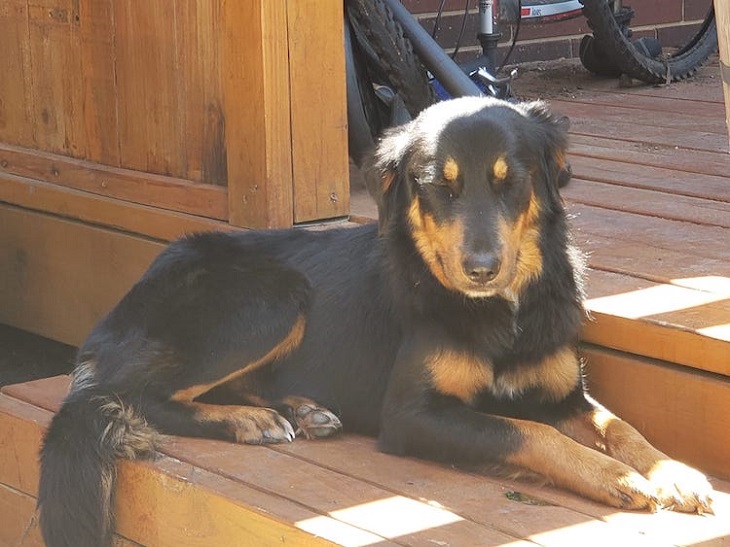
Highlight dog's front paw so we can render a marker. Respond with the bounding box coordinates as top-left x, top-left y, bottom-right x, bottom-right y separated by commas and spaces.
645, 460, 714, 514
602, 468, 660, 512
227, 407, 296, 444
